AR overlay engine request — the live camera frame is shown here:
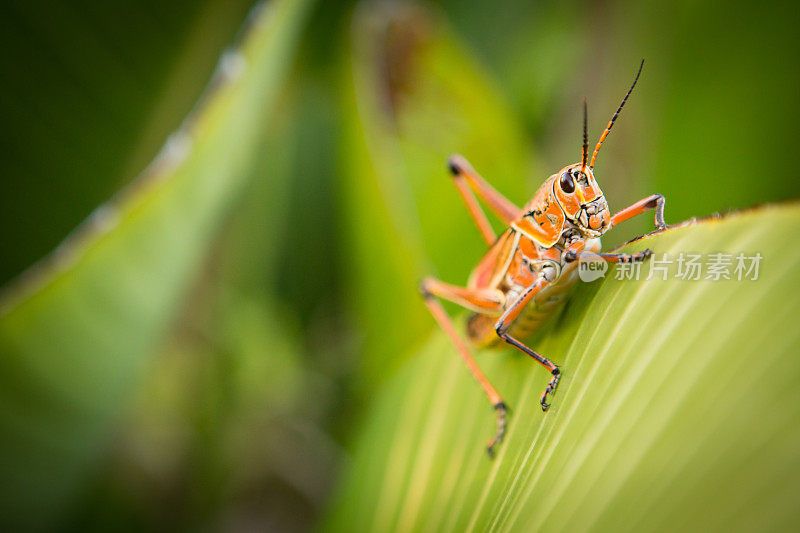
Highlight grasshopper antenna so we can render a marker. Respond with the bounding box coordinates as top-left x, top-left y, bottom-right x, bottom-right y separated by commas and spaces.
590, 59, 644, 169
580, 98, 588, 173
